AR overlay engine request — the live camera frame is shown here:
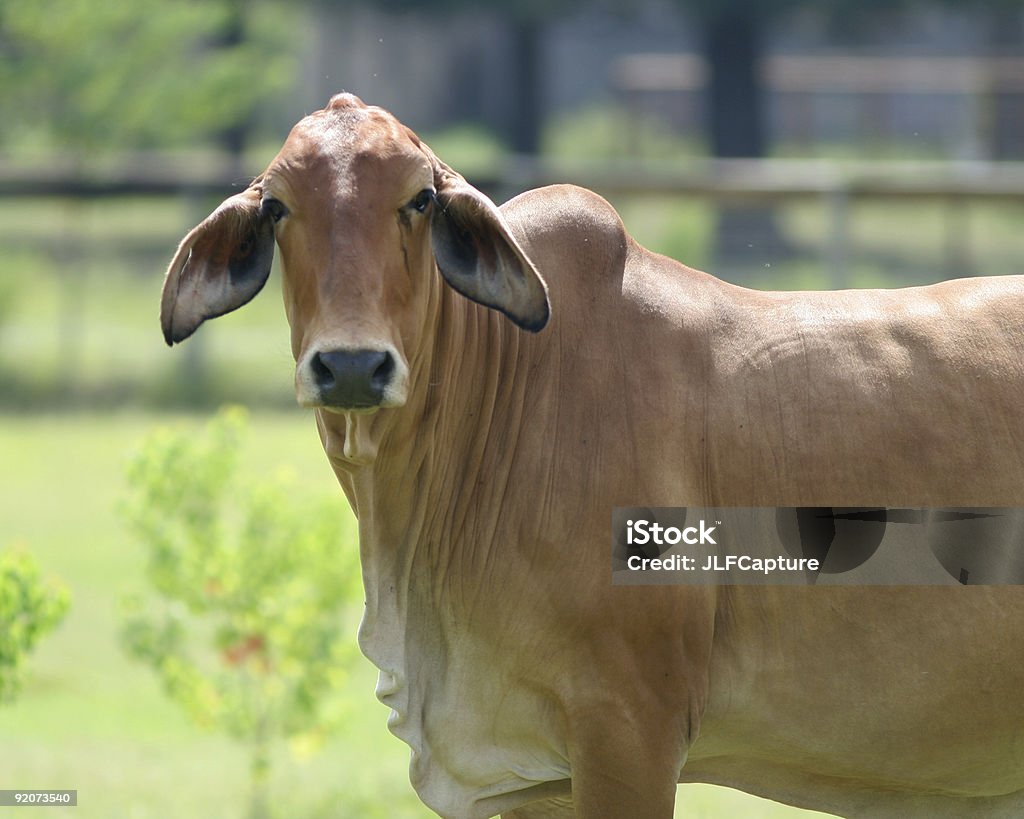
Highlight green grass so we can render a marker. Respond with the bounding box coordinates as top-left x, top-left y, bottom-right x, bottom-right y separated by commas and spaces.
614, 195, 715, 271
0, 196, 296, 409
0, 411, 427, 818
781, 198, 1024, 282
0, 411, 832, 818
